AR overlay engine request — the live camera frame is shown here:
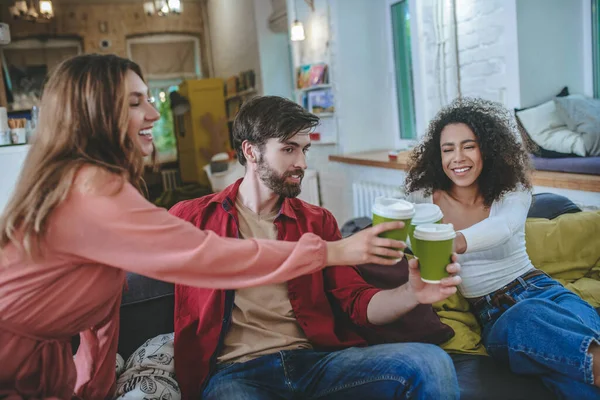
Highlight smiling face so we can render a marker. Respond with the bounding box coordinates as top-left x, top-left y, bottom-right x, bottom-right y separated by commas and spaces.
125, 70, 161, 156
254, 132, 311, 198
440, 123, 483, 189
